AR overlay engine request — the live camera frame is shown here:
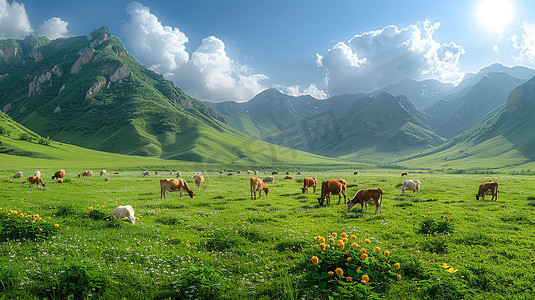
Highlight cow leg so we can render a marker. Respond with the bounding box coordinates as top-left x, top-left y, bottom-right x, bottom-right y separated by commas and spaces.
313, 186, 316, 194
337, 194, 341, 205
